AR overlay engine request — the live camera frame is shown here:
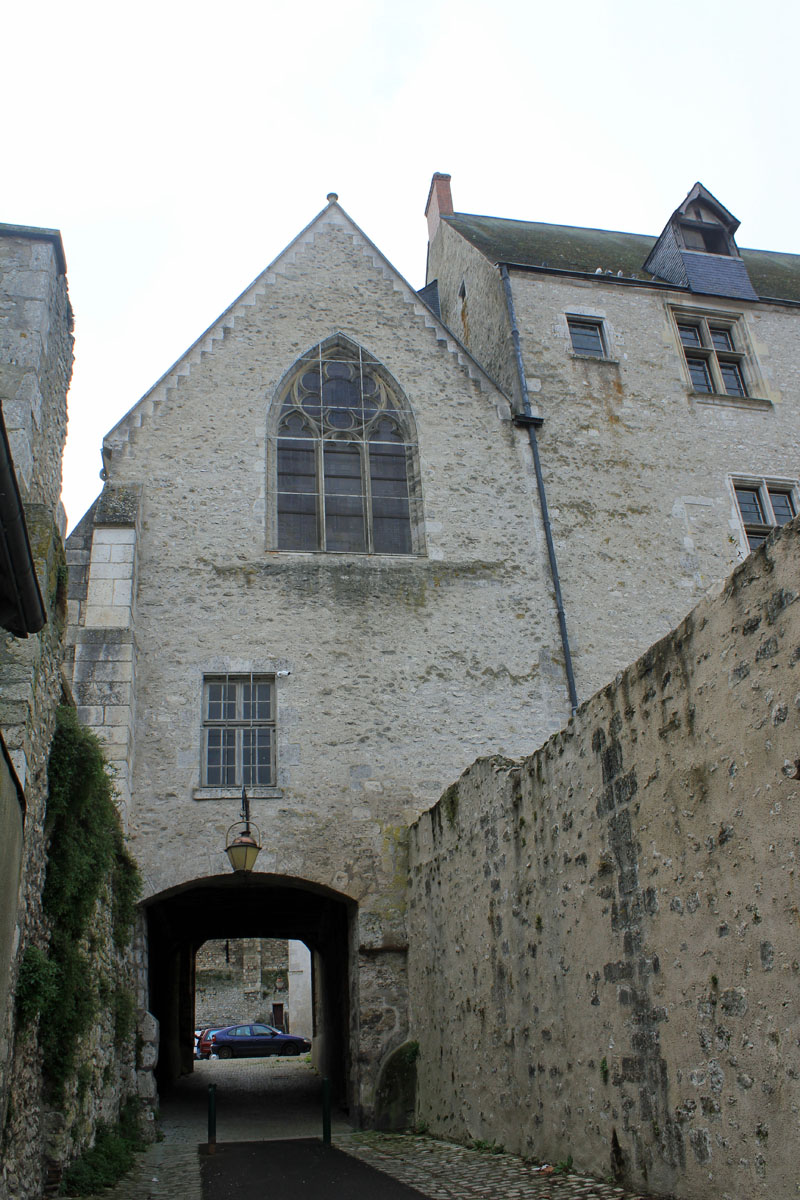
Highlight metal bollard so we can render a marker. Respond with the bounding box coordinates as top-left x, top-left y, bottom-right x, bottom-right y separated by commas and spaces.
322, 1077, 331, 1145
208, 1083, 217, 1154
